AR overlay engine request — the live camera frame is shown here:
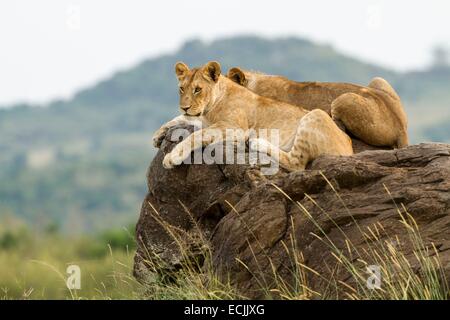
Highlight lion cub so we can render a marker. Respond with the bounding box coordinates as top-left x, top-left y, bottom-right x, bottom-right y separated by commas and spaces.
153, 61, 353, 172
227, 68, 409, 148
